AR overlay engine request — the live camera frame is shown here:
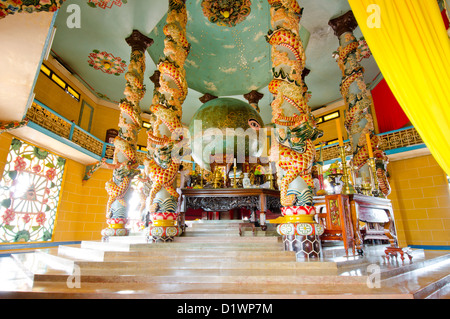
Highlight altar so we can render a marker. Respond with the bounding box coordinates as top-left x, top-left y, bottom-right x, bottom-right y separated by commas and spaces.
180, 188, 281, 230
